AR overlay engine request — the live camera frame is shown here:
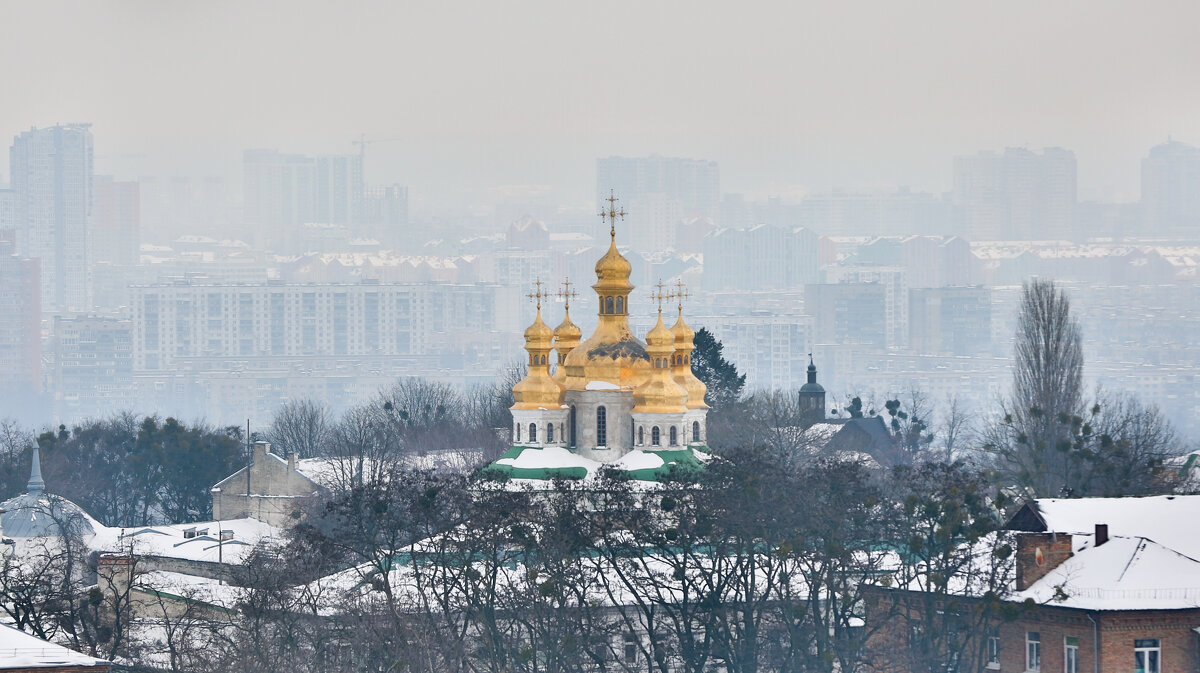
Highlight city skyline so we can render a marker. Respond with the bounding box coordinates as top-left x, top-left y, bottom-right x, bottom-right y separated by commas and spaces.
4, 1, 1200, 205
